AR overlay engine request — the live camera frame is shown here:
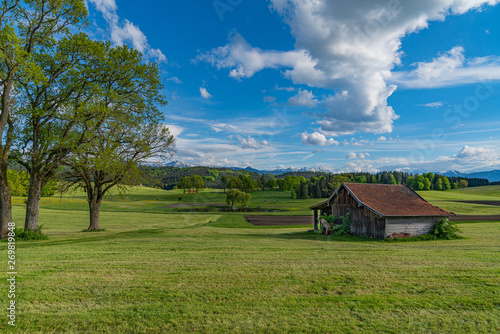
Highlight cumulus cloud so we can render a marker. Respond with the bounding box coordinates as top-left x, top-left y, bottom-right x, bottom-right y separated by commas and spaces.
346, 152, 370, 160
288, 89, 318, 107
392, 46, 500, 88
300, 131, 339, 146
196, 32, 318, 81
237, 135, 269, 150
200, 87, 212, 99
454, 145, 498, 161
88, 0, 166, 63
198, 0, 500, 135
